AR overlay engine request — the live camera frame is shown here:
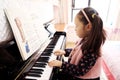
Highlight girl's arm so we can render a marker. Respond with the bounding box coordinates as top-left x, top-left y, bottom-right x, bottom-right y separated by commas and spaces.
60, 52, 98, 76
